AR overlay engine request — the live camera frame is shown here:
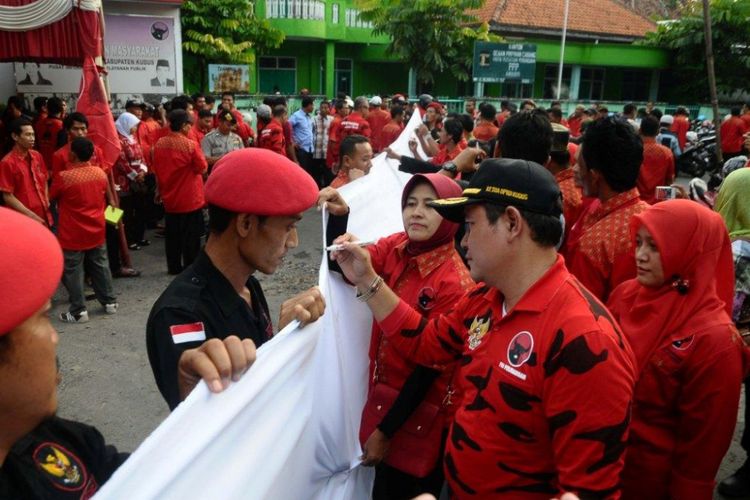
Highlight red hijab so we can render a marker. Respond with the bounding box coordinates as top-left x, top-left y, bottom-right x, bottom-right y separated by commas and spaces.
400, 173, 462, 255
608, 199, 734, 372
